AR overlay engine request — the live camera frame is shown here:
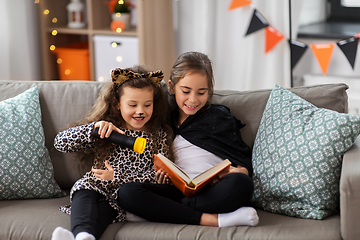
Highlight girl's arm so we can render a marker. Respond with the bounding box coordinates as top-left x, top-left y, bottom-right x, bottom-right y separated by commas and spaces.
155, 128, 172, 184
91, 121, 126, 181
211, 165, 249, 185
155, 128, 171, 157
54, 122, 96, 153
